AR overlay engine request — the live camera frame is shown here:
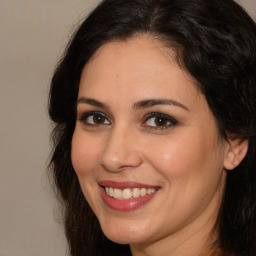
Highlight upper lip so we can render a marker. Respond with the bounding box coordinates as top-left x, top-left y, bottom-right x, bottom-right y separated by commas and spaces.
98, 180, 160, 189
